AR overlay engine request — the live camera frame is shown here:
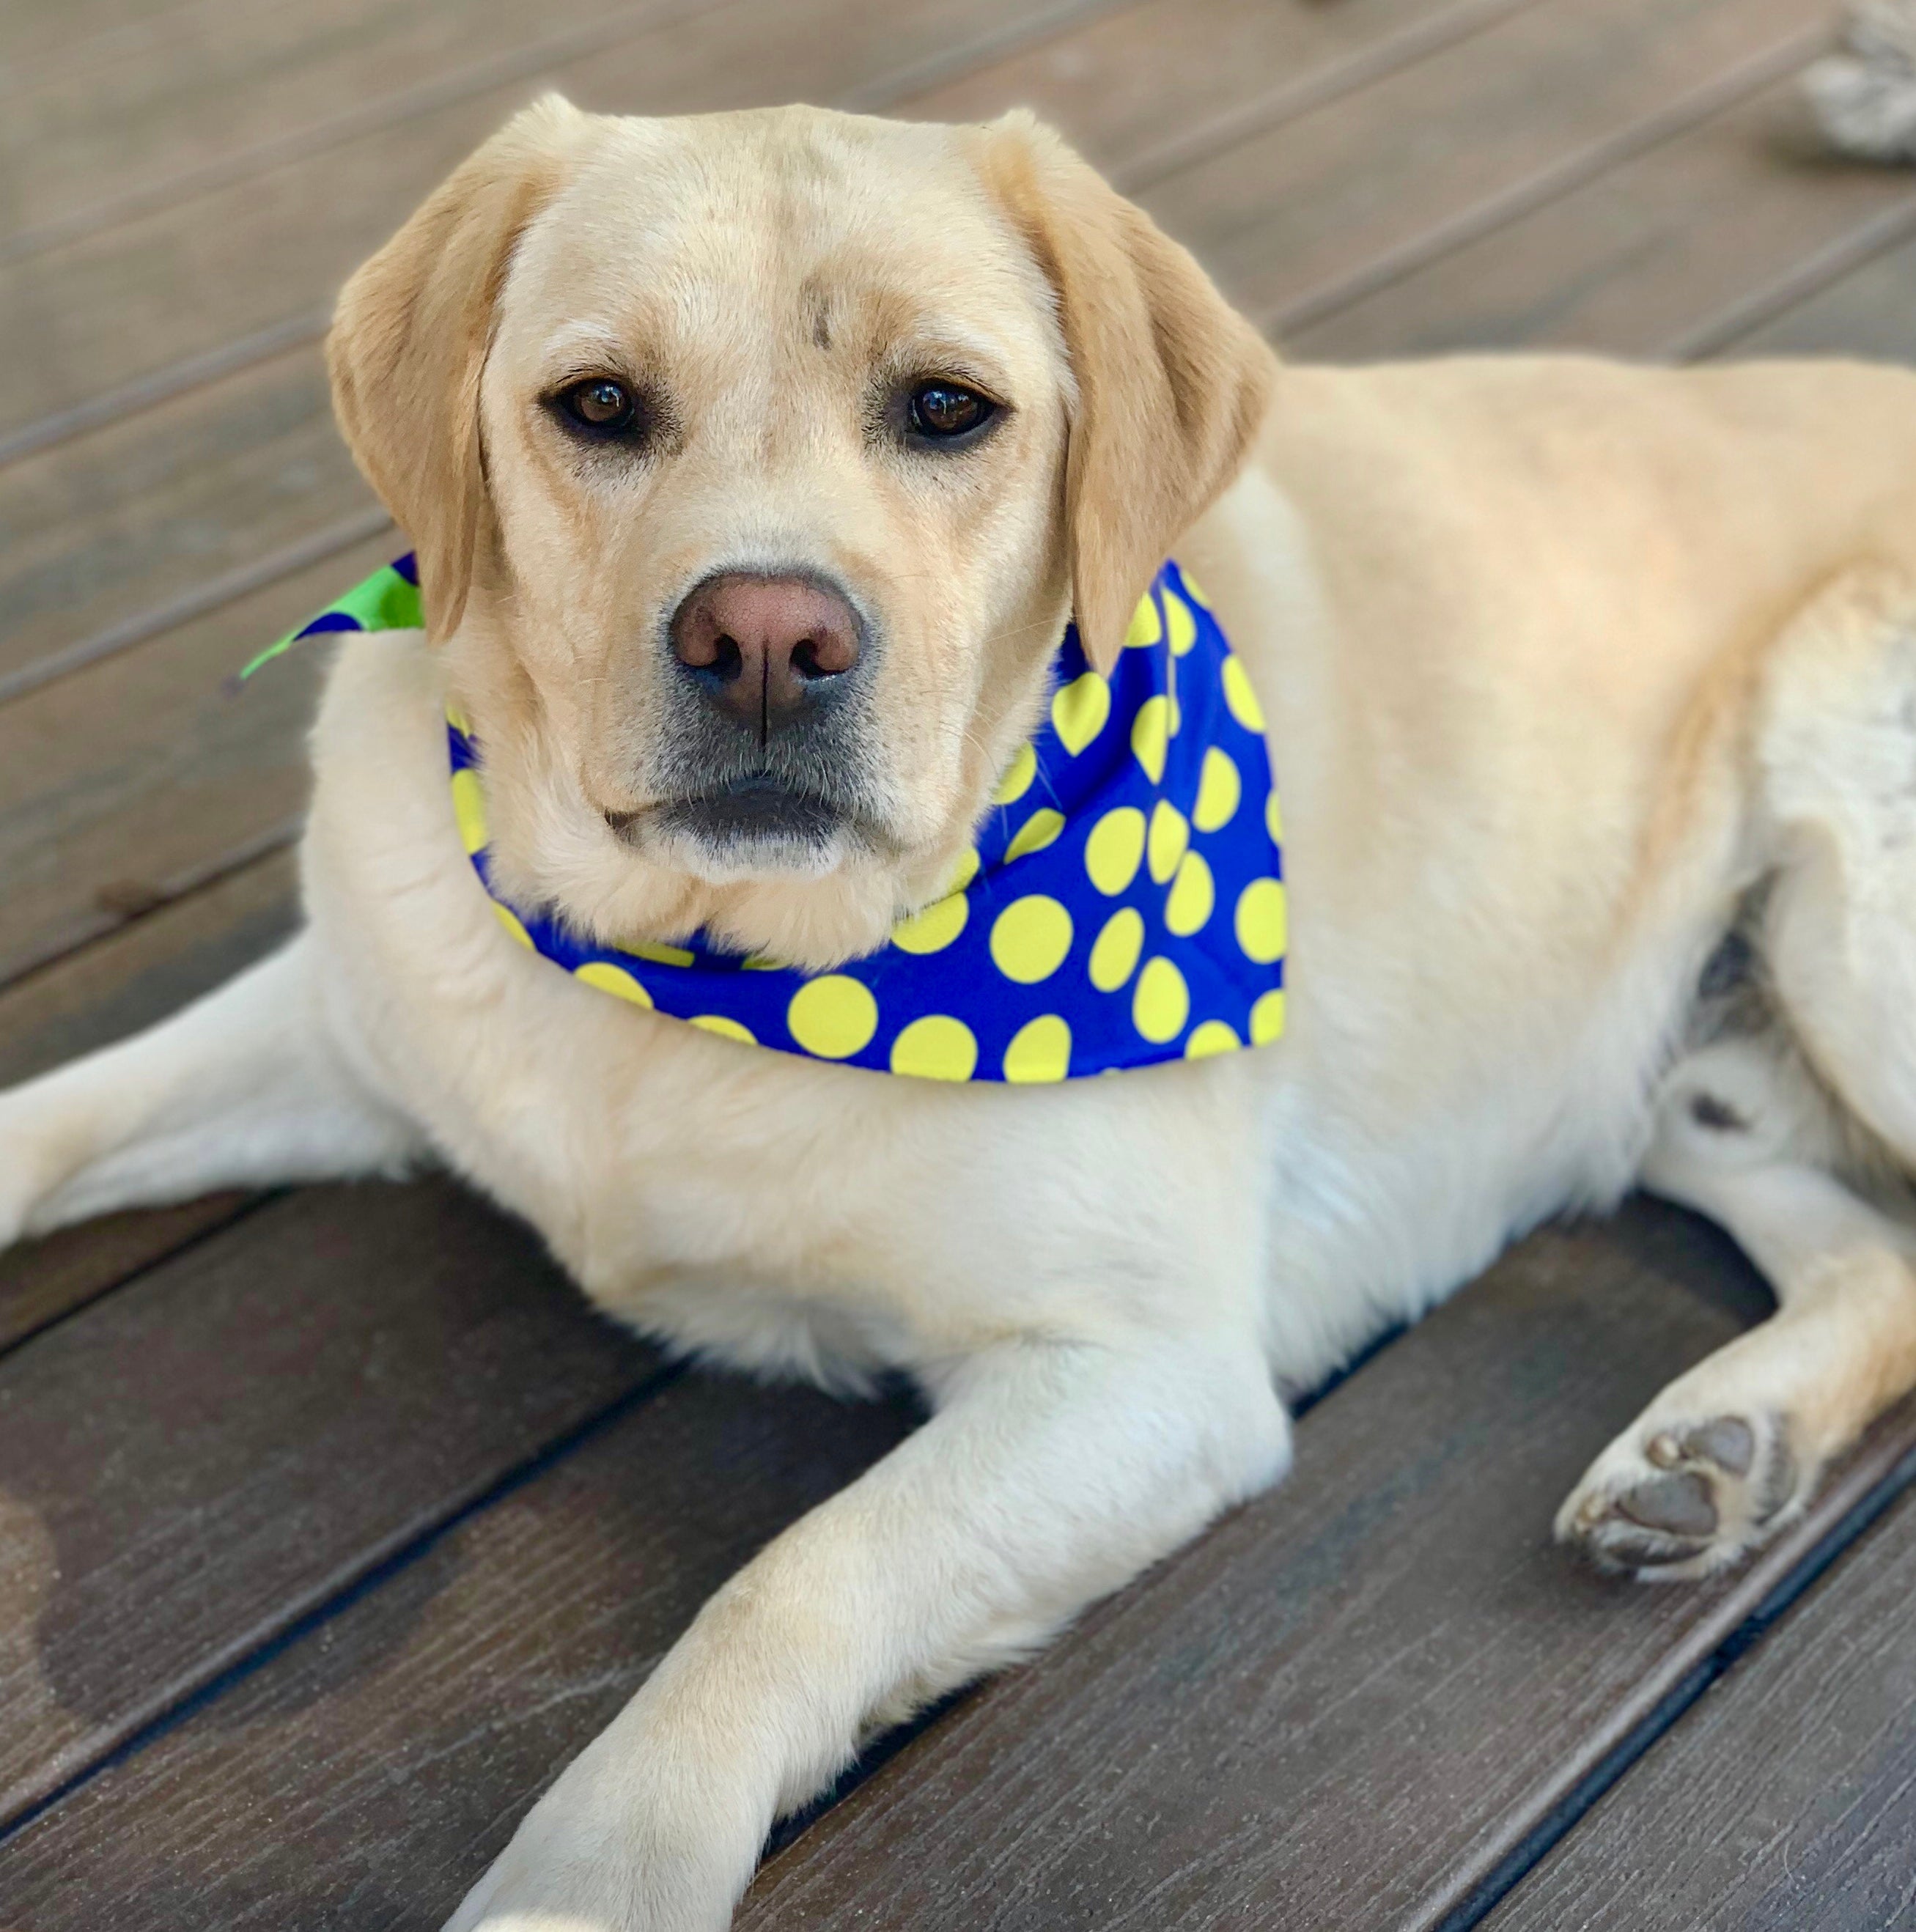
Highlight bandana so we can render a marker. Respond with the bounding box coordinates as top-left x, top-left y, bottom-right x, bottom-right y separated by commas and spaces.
264, 554, 1286, 1082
